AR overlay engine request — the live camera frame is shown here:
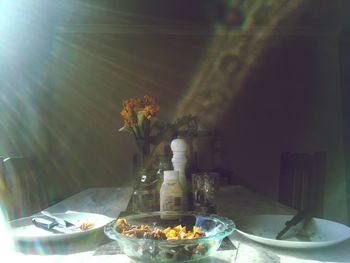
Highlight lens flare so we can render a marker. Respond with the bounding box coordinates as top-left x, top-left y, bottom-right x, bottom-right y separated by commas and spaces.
0, 207, 15, 256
